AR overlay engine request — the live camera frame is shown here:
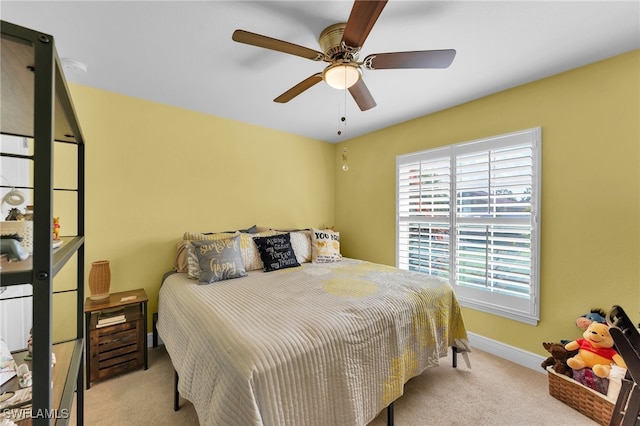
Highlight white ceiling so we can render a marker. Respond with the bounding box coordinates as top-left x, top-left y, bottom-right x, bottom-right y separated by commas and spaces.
2, 1, 639, 143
